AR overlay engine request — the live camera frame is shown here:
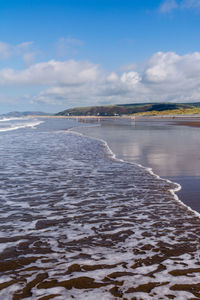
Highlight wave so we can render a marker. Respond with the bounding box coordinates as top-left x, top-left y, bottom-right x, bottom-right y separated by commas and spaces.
0, 120, 44, 132
0, 116, 31, 122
